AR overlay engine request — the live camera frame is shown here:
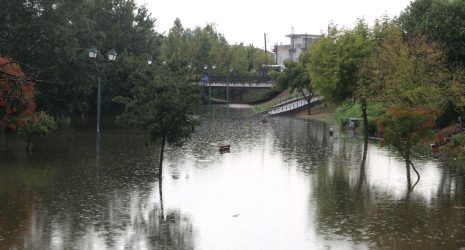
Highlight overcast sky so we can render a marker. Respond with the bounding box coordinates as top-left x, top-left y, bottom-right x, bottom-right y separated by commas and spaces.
137, 0, 412, 49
